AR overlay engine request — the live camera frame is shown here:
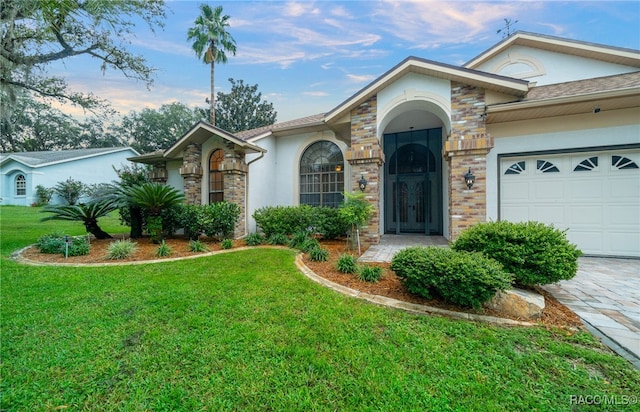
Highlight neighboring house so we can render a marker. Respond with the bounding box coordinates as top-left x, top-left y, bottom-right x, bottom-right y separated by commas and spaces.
0, 147, 140, 206
130, 32, 640, 258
